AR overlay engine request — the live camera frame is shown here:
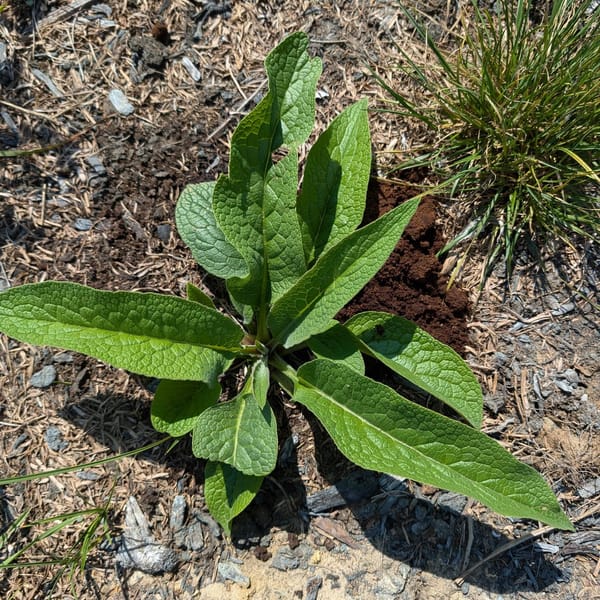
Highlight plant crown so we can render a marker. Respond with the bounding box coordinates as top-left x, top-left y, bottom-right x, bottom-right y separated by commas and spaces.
0, 33, 572, 534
